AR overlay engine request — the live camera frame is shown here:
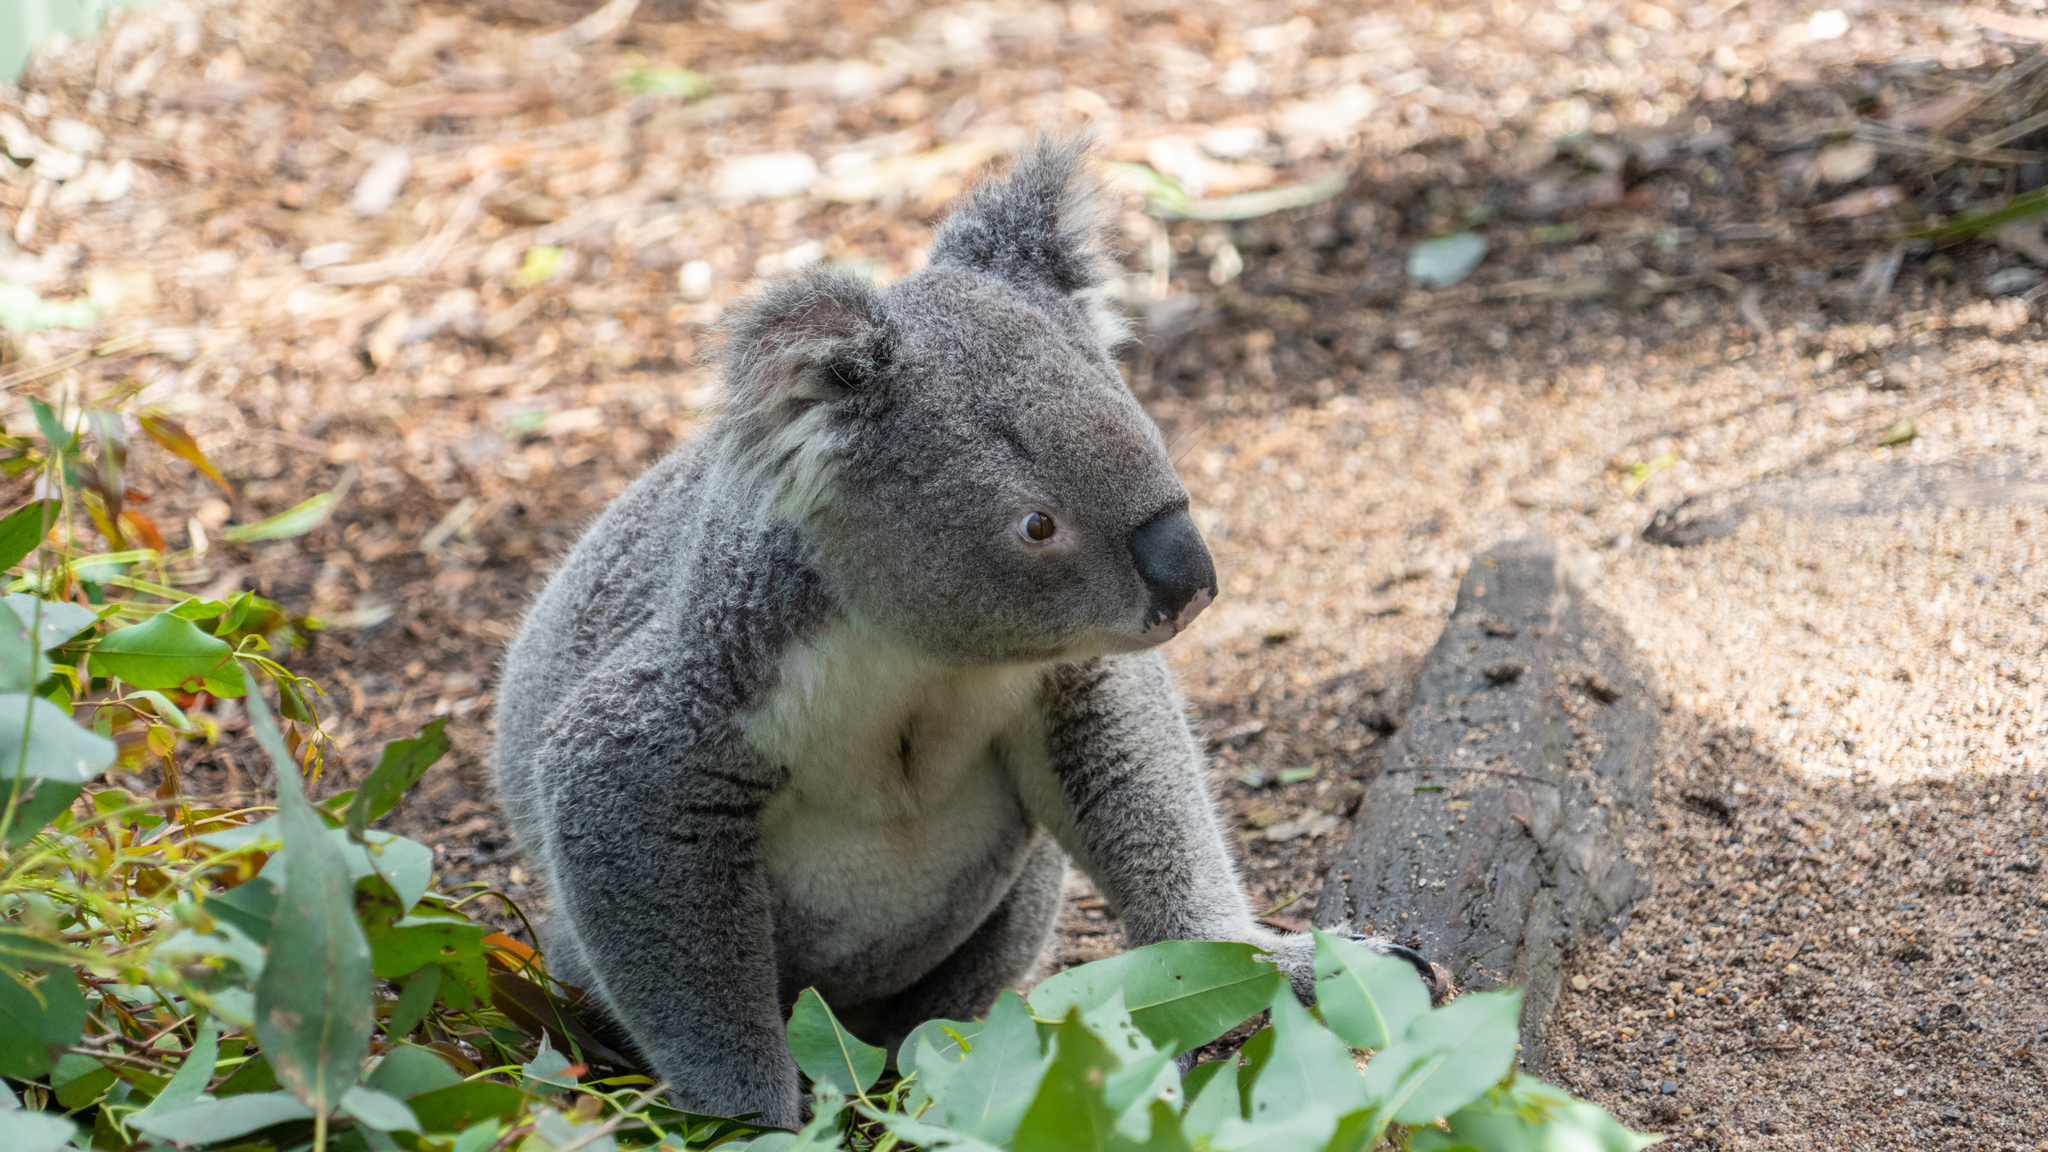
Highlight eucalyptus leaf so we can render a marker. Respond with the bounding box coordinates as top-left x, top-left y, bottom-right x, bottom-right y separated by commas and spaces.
0, 502, 59, 574
88, 612, 235, 692
1033, 941, 1282, 1054
383, 965, 441, 1042
1011, 1009, 1124, 1152
1245, 983, 1368, 1121
340, 1084, 421, 1132
223, 491, 337, 543
1206, 1104, 1340, 1152
49, 1052, 115, 1109
1311, 927, 1429, 1051
1407, 232, 1489, 288
155, 922, 267, 982
1180, 1056, 1241, 1140
0, 1106, 78, 1152
345, 718, 450, 836
0, 692, 115, 783
0, 962, 85, 1079
2, 778, 80, 845
906, 1014, 982, 1116
929, 990, 1048, 1144
521, 1038, 577, 1096
786, 987, 885, 1097
130, 1090, 317, 1143
367, 1045, 462, 1100
863, 1110, 1008, 1152
1, 595, 98, 650
250, 687, 374, 1116
1409, 1075, 1660, 1152
0, 601, 49, 692
130, 1017, 221, 1126
1361, 989, 1521, 1126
